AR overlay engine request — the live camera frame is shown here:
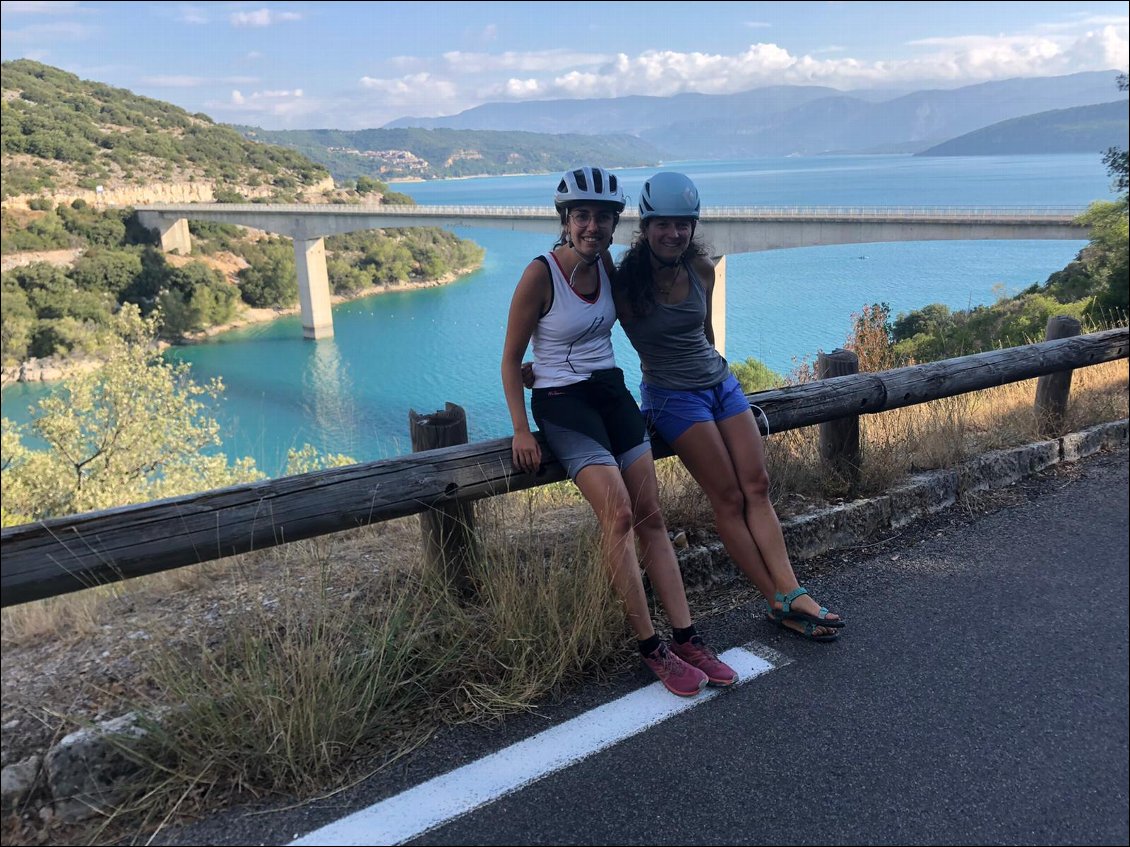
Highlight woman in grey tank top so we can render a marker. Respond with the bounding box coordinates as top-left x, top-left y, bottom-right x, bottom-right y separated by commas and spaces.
615, 172, 845, 641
